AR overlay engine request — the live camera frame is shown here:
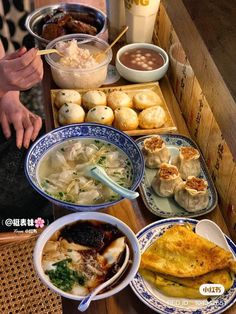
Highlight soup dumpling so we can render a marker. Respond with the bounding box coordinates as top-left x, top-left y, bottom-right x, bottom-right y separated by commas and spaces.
172, 146, 201, 180
142, 136, 170, 168
58, 103, 85, 125
151, 163, 182, 197
174, 176, 209, 212
54, 89, 81, 109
